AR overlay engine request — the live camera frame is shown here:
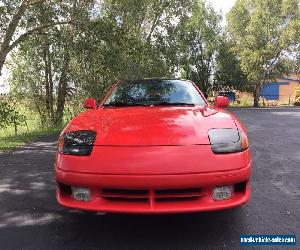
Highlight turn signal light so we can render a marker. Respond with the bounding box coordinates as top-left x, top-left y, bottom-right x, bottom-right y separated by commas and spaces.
241, 130, 249, 150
